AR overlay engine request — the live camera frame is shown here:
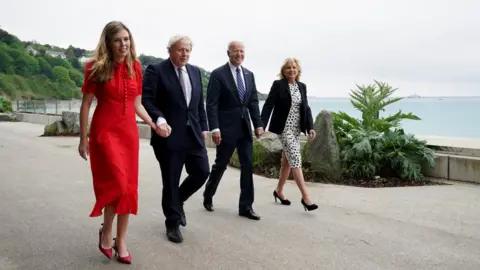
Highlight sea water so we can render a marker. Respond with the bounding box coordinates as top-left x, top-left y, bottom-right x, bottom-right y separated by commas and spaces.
259, 96, 480, 138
